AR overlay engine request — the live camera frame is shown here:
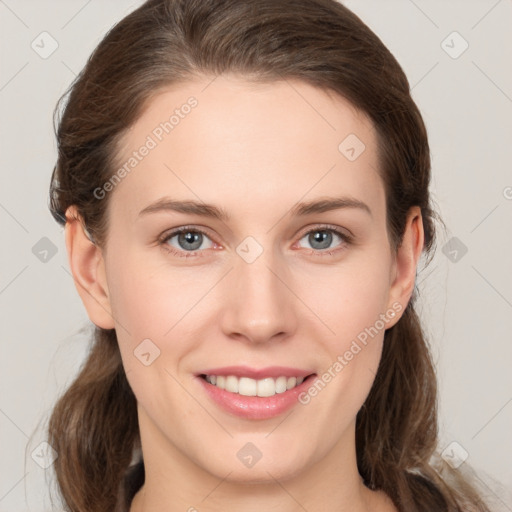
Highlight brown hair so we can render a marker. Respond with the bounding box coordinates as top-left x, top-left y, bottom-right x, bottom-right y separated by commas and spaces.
47, 0, 491, 510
